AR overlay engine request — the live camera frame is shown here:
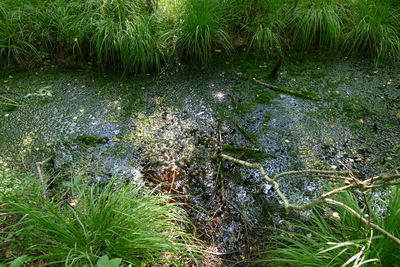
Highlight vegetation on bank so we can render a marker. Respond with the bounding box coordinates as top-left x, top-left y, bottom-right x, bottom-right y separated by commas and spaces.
262, 188, 400, 266
0, 159, 200, 266
1, 0, 400, 72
